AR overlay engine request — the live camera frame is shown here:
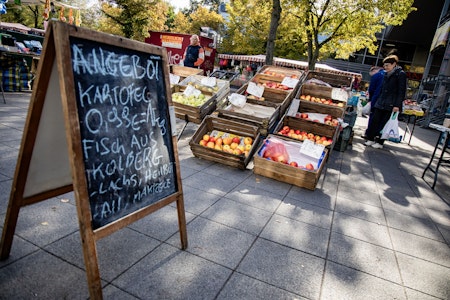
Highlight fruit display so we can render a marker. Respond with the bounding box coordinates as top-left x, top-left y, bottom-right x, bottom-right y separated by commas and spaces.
276, 125, 333, 146
198, 130, 254, 157
186, 81, 220, 94
259, 138, 320, 171
172, 92, 211, 107
299, 94, 345, 107
295, 112, 340, 126
262, 70, 300, 79
261, 81, 292, 91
